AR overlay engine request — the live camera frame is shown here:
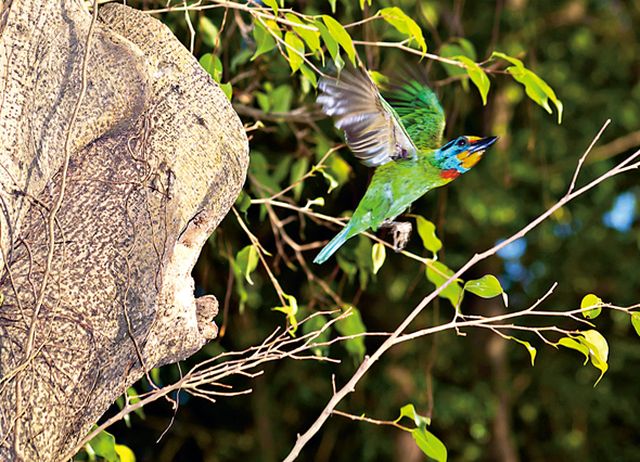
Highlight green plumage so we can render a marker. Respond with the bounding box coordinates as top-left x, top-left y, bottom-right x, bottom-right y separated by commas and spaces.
314, 67, 497, 264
